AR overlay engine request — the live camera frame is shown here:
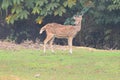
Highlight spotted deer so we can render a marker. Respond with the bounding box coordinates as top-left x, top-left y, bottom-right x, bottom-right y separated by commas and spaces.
40, 15, 82, 54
